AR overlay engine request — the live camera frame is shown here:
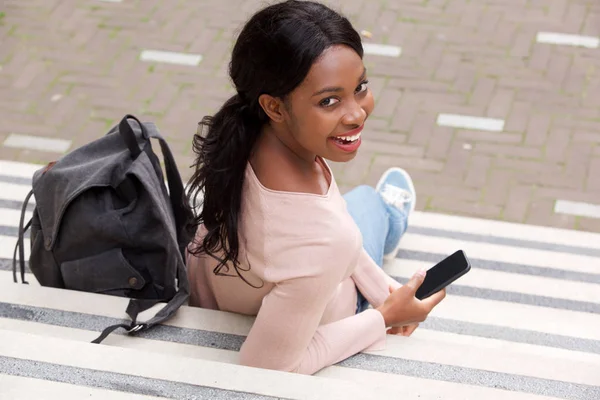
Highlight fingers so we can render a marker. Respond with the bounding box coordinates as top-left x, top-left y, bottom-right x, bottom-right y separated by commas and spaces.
387, 327, 401, 335
421, 288, 446, 310
403, 269, 426, 293
387, 324, 420, 336
403, 324, 419, 336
